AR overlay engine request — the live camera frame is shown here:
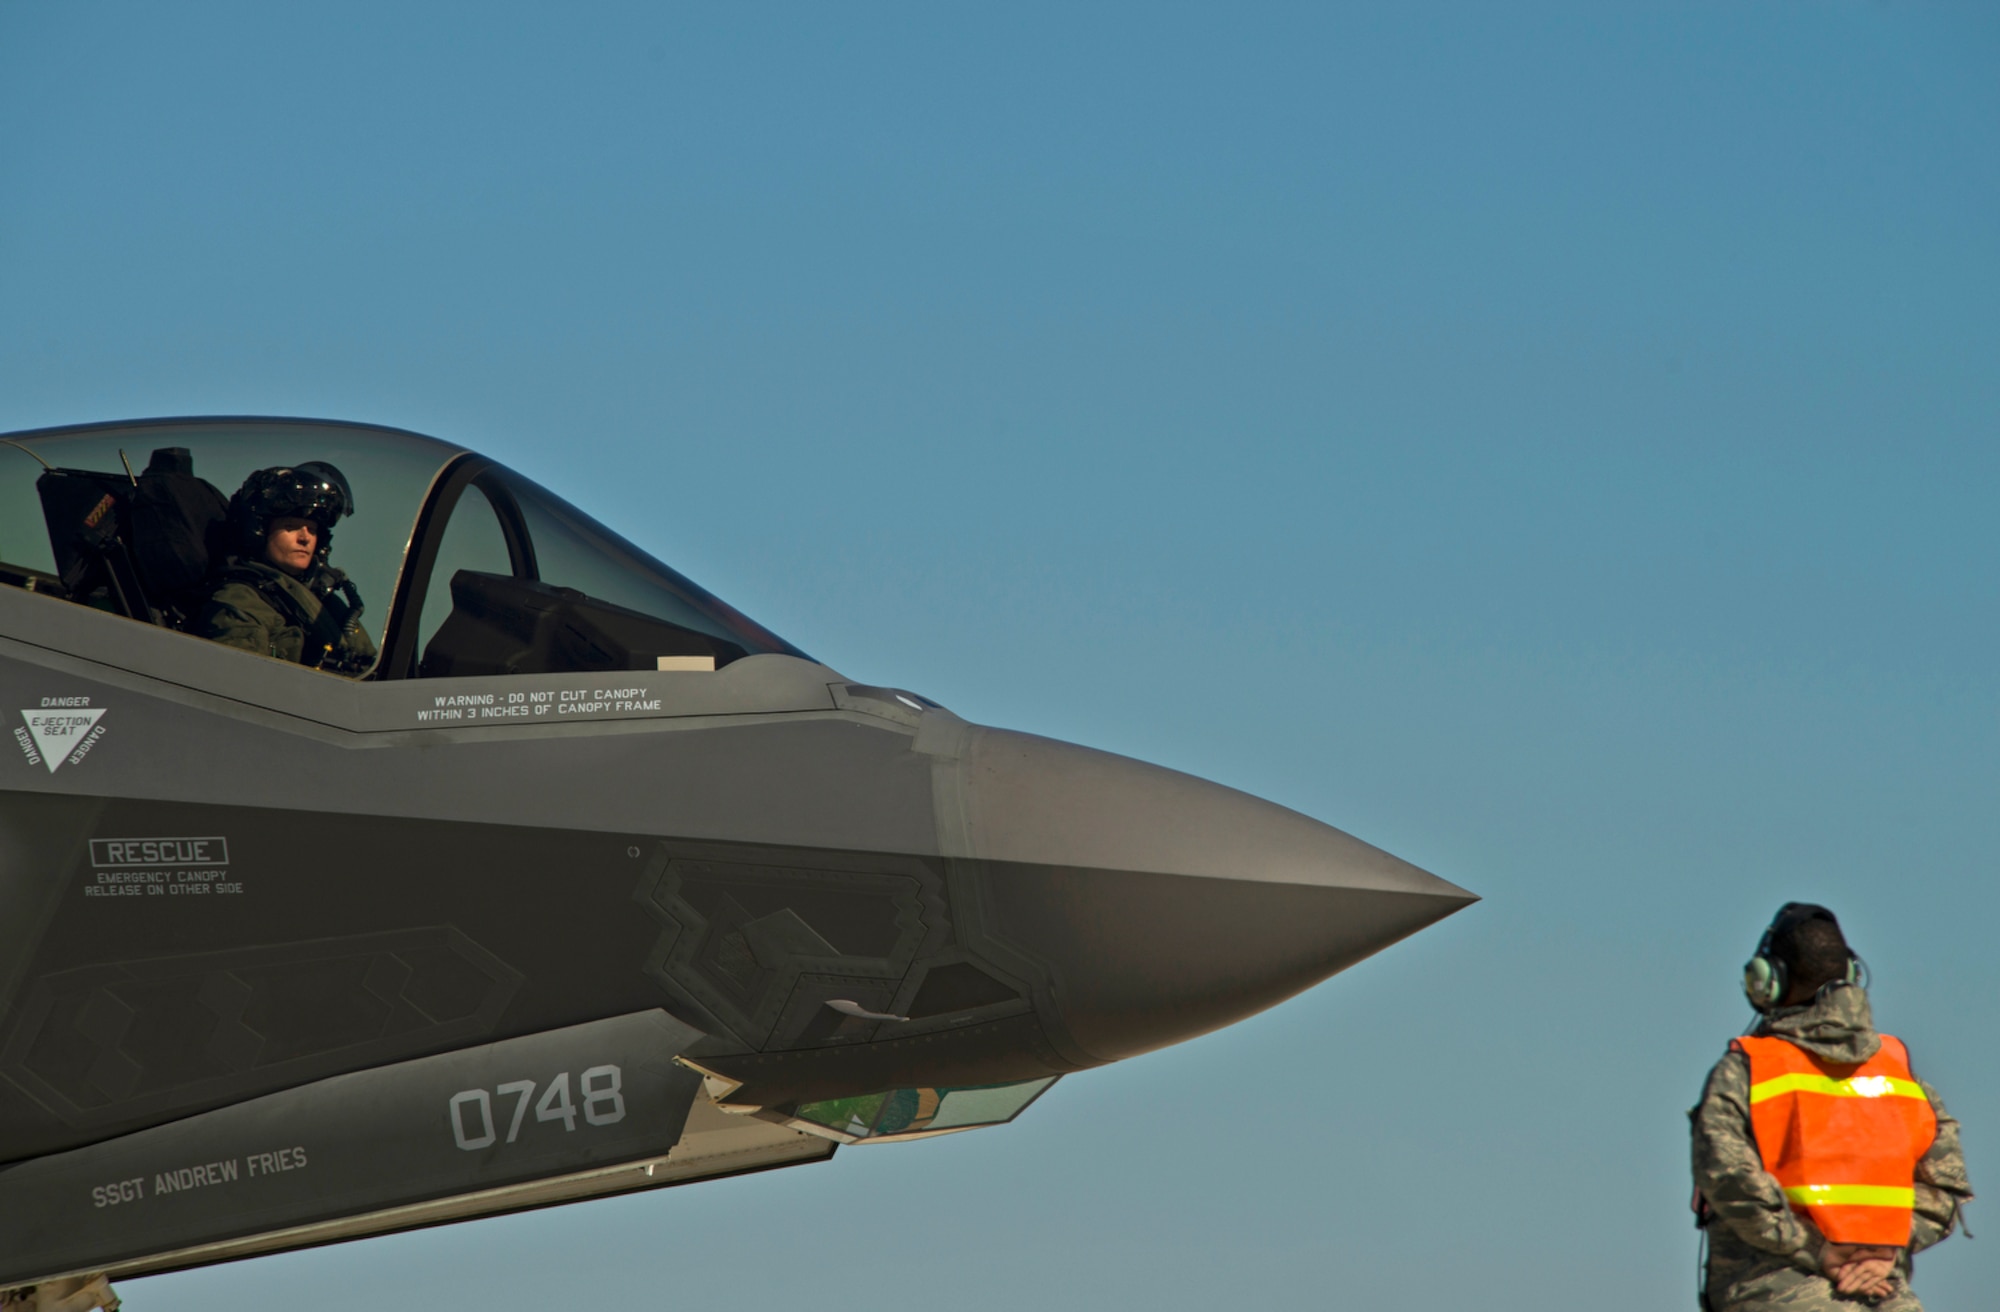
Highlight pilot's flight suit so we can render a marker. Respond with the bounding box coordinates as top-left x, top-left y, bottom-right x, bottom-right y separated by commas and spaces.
195, 559, 377, 674
1691, 986, 1972, 1311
